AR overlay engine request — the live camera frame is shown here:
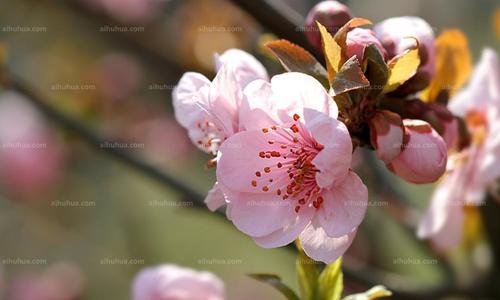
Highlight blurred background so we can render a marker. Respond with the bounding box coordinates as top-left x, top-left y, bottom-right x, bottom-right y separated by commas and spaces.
0, 0, 498, 299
